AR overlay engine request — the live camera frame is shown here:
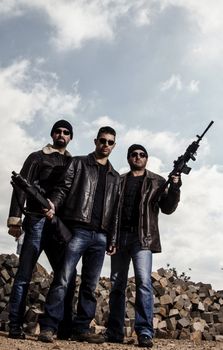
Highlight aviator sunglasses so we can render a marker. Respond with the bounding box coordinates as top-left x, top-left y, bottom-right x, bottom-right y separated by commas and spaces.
54, 128, 70, 136
130, 151, 147, 158
98, 137, 115, 146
